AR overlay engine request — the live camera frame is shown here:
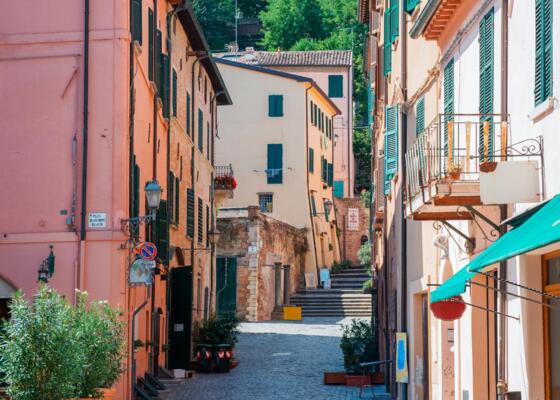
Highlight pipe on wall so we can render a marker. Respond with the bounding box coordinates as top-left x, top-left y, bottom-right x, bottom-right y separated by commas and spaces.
80, 0, 90, 242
